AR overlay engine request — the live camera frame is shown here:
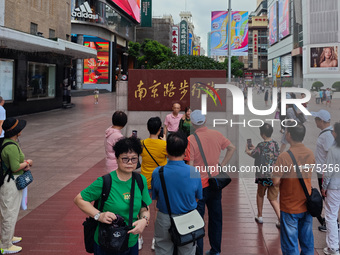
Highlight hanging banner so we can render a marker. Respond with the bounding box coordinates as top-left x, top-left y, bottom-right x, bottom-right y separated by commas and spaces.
180, 20, 188, 55
141, 0, 152, 27
171, 26, 179, 56
278, 0, 290, 40
193, 46, 200, 56
273, 57, 281, 87
188, 33, 193, 55
268, 2, 278, 45
211, 11, 249, 56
